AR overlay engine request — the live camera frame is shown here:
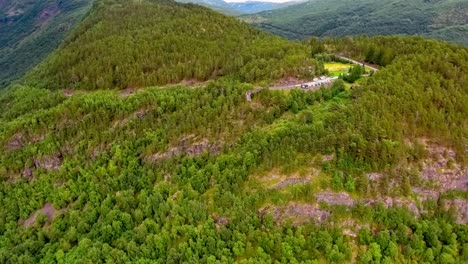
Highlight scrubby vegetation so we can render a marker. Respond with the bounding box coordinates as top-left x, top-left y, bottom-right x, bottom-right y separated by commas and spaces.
244, 0, 468, 46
